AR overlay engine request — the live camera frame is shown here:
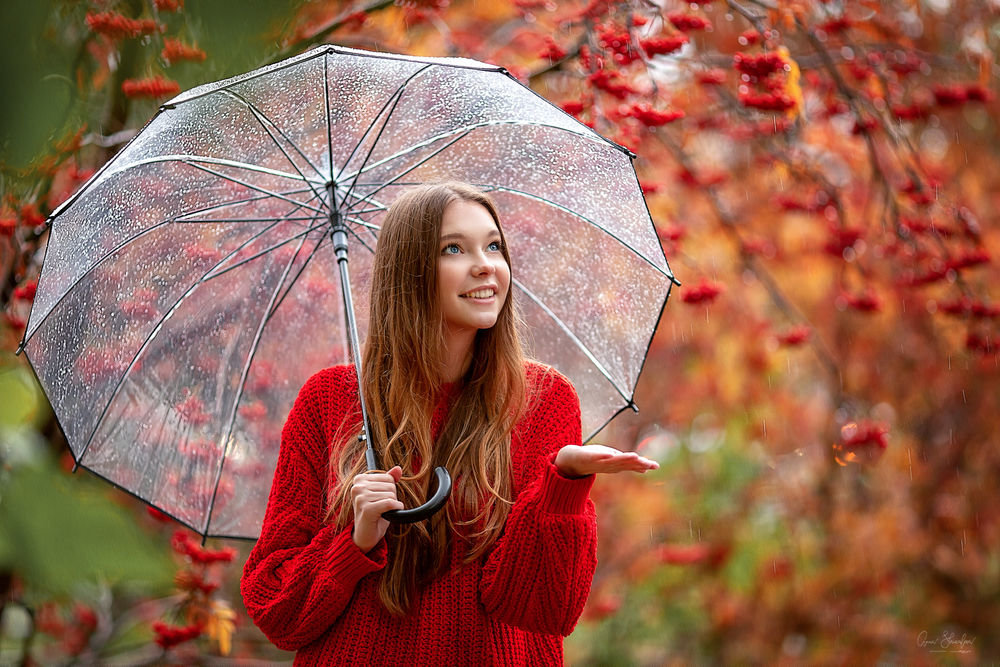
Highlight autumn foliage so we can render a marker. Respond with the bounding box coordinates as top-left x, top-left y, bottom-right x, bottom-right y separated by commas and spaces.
2, 0, 999, 663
